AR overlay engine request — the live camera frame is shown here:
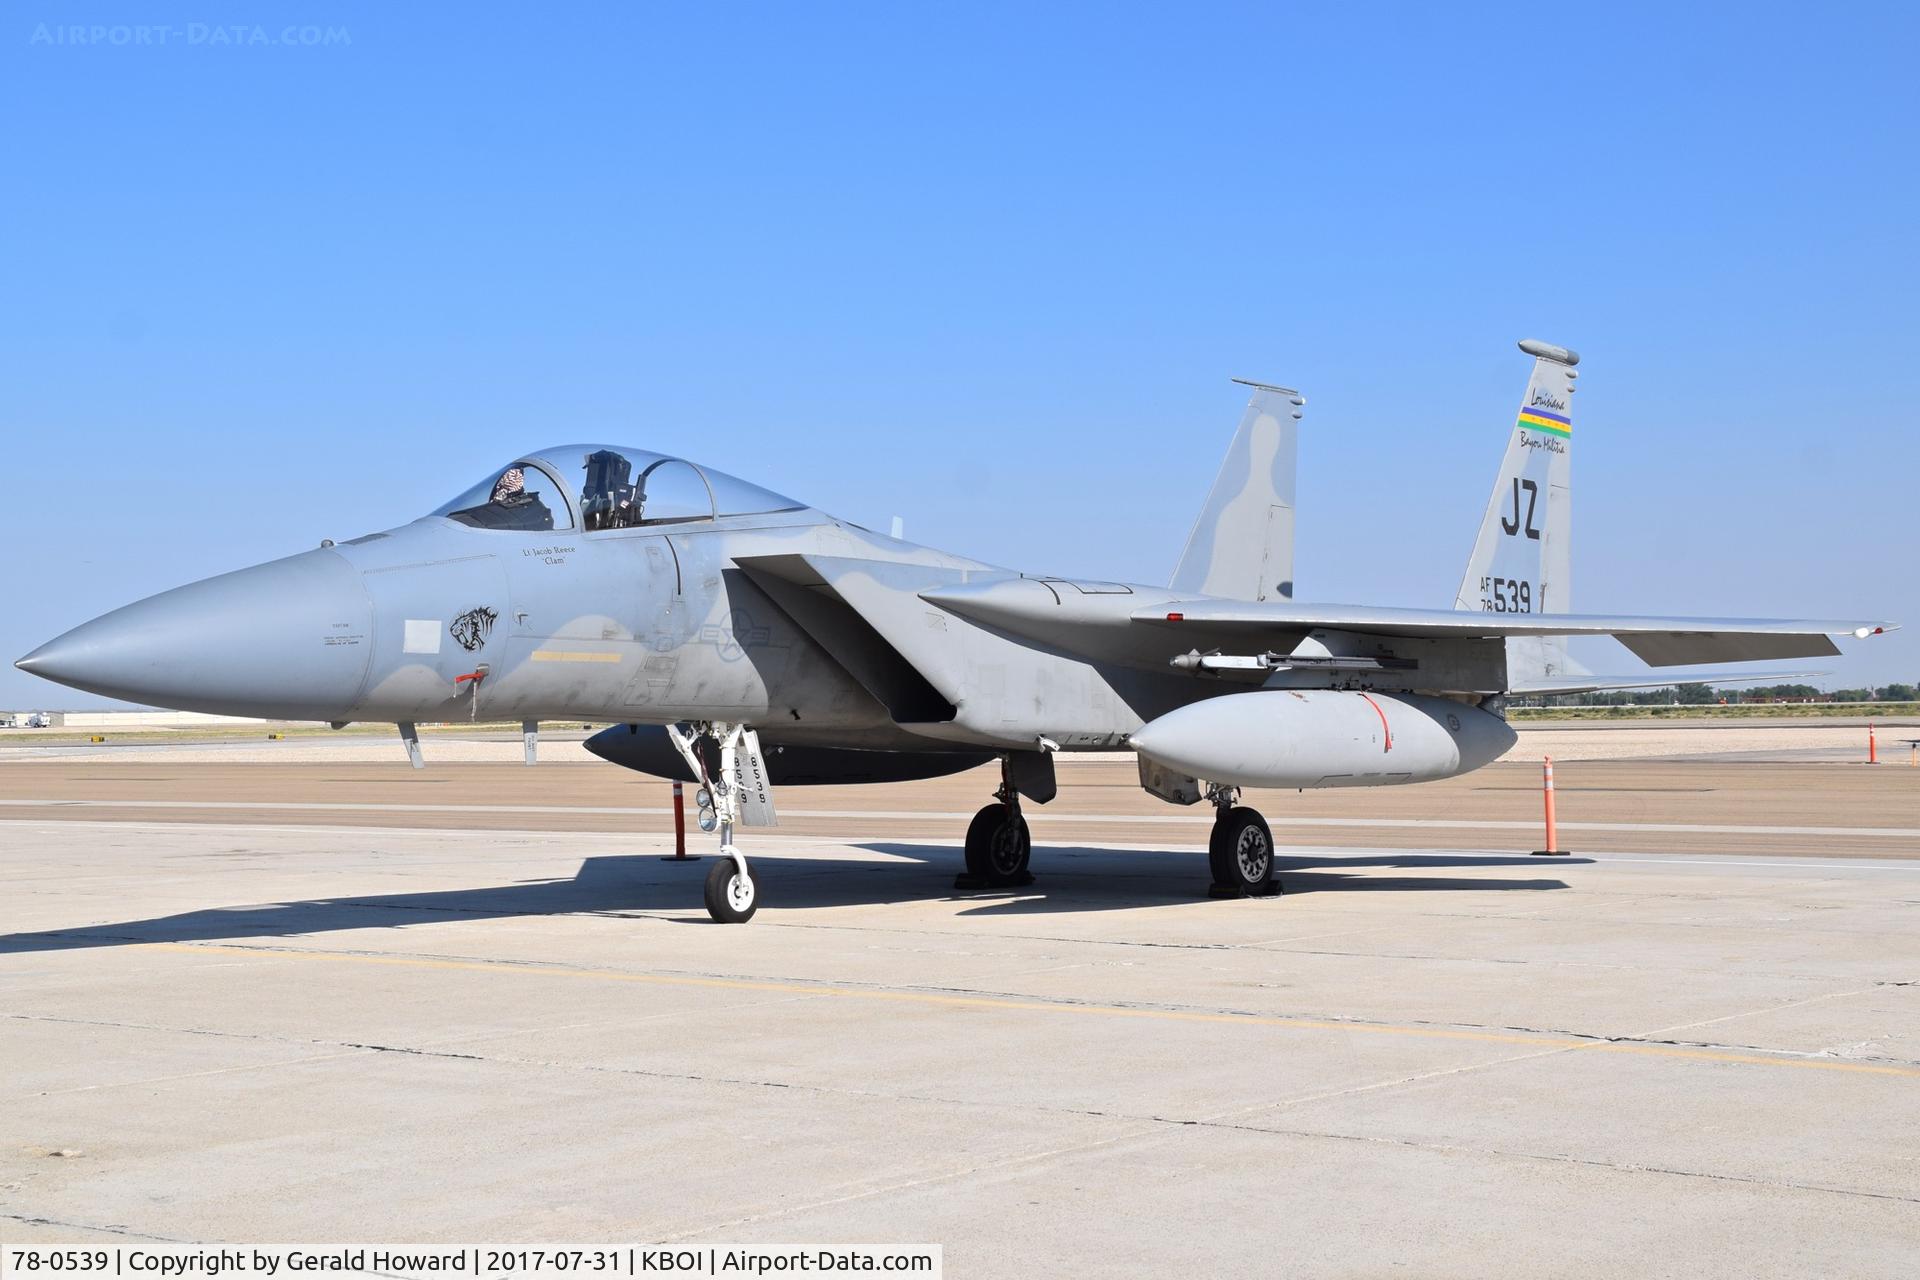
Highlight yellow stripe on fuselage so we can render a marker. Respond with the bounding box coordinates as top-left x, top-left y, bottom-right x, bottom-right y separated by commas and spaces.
530, 650, 623, 663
